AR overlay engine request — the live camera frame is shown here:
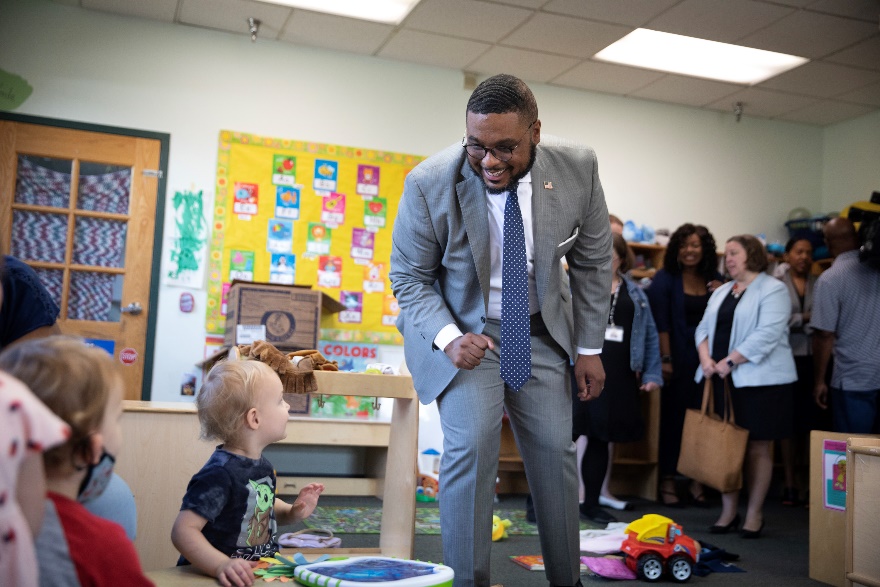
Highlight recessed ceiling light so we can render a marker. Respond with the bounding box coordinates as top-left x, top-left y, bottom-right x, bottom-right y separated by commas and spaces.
594, 28, 809, 85
260, 0, 421, 25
